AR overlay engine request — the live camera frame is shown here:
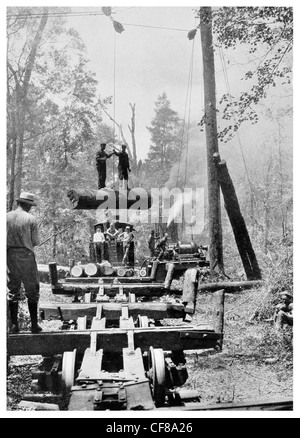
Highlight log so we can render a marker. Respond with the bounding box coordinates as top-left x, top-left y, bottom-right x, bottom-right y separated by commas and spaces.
156, 397, 293, 411
70, 265, 85, 278
150, 260, 159, 281
182, 269, 199, 313
214, 154, 262, 280
198, 280, 263, 293
84, 263, 100, 277
48, 262, 58, 286
18, 401, 60, 411
99, 261, 114, 276
67, 188, 152, 210
212, 290, 225, 350
164, 263, 175, 290
52, 282, 168, 297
